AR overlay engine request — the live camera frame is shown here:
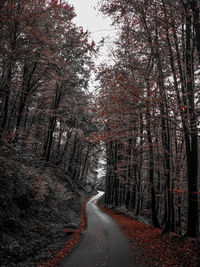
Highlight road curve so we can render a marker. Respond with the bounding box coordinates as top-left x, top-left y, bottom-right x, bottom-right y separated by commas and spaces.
59, 191, 144, 267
